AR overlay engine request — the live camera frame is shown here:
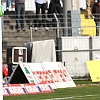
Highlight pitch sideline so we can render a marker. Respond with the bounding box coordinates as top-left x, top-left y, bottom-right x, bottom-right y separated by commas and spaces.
45, 94, 100, 100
